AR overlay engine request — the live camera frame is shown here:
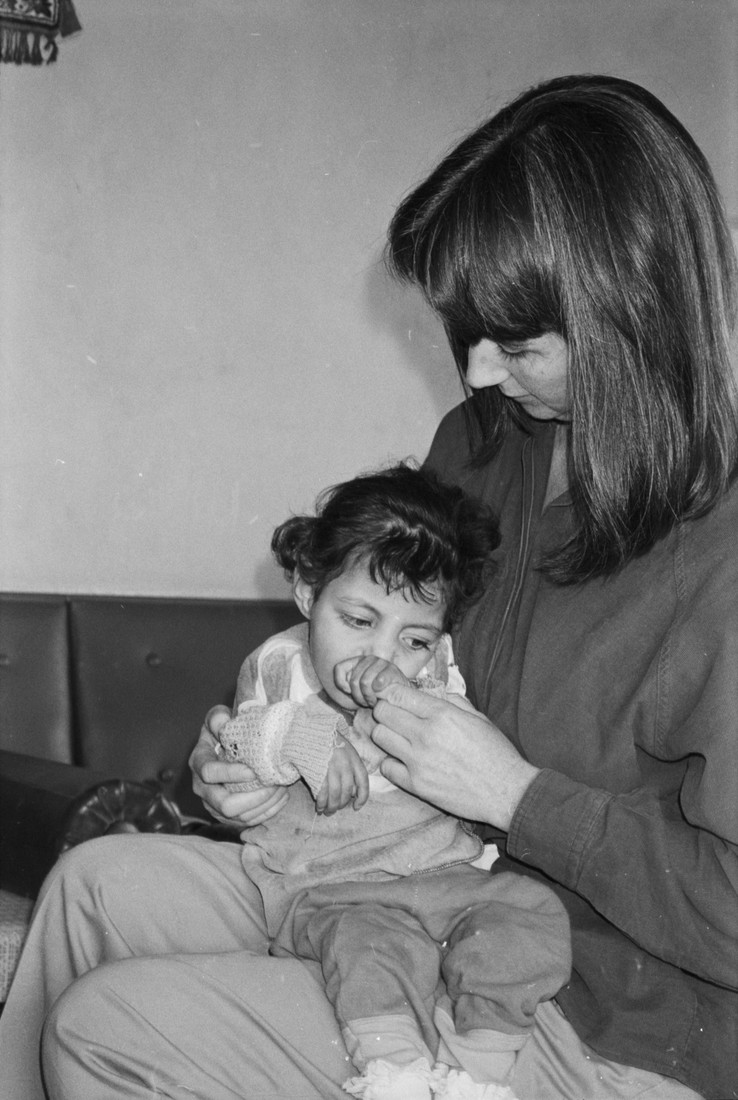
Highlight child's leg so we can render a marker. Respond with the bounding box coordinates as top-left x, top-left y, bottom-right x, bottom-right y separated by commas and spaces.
274, 868, 569, 1092
282, 894, 442, 1070
437, 869, 571, 1084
